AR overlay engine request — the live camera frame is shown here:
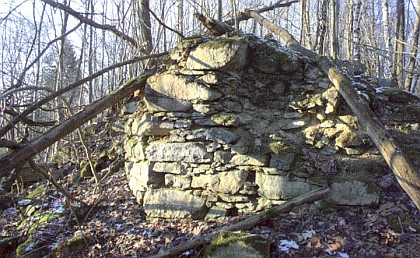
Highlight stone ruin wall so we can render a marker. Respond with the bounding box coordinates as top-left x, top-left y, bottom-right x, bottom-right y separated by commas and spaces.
123, 35, 420, 220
